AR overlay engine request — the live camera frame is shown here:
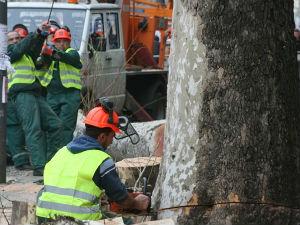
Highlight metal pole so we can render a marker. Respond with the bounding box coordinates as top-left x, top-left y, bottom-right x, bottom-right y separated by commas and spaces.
0, 0, 7, 184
